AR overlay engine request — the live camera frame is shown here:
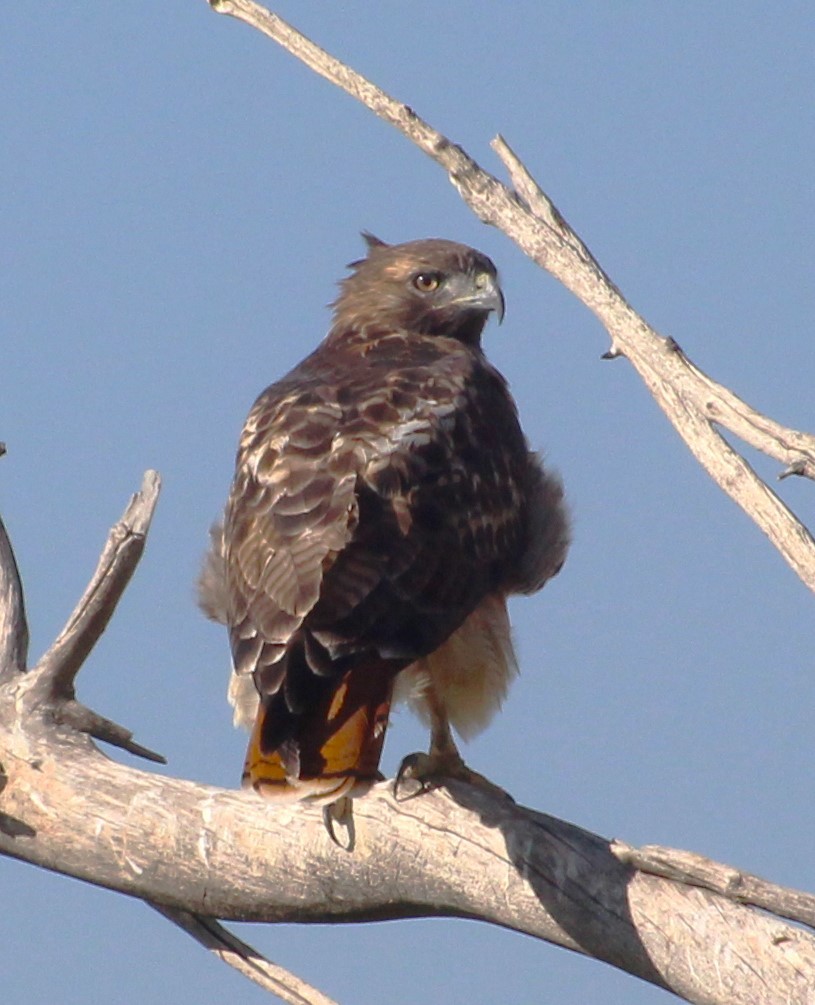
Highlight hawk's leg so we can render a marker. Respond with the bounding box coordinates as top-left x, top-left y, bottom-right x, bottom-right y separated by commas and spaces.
394, 686, 513, 802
